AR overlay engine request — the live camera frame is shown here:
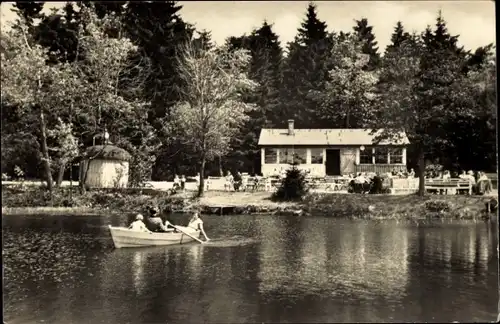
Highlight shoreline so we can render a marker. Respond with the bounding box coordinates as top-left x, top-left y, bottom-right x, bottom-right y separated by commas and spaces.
2, 188, 497, 220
